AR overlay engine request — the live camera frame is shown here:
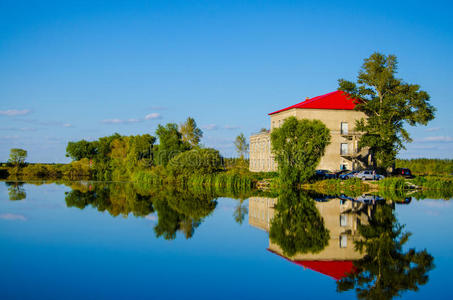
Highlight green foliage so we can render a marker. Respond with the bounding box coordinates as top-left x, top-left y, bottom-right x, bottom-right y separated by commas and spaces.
337, 203, 434, 299
167, 148, 223, 177
66, 140, 97, 160
378, 176, 453, 195
6, 182, 26, 201
396, 158, 453, 175
179, 117, 203, 147
338, 52, 435, 169
155, 123, 190, 166
65, 133, 156, 180
8, 148, 27, 166
233, 199, 248, 225
309, 178, 369, 197
234, 133, 249, 160
271, 116, 331, 185
269, 189, 330, 257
